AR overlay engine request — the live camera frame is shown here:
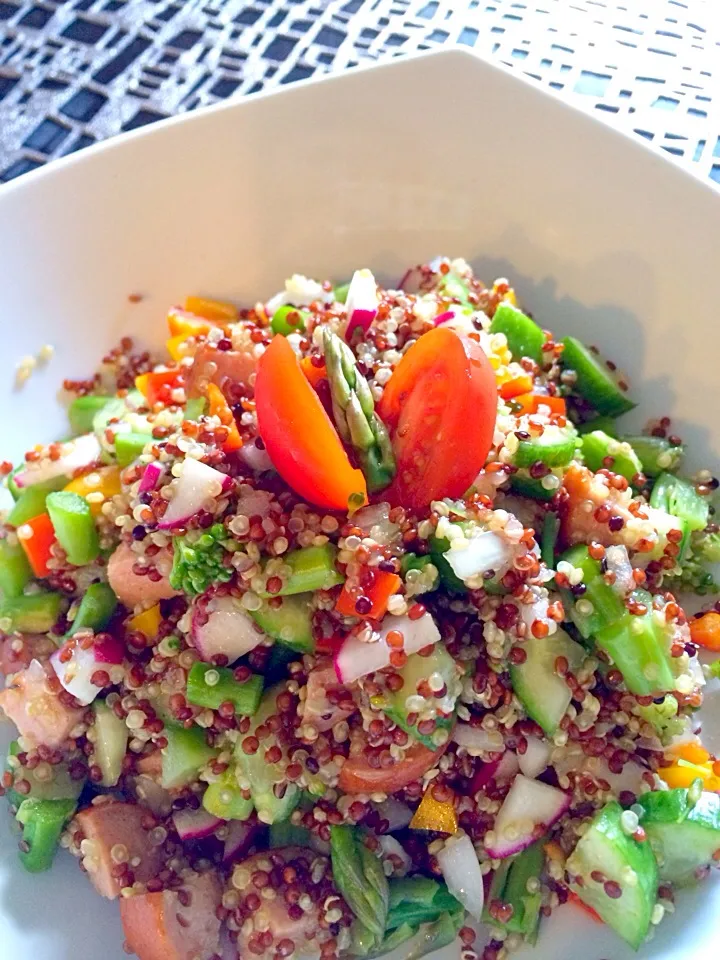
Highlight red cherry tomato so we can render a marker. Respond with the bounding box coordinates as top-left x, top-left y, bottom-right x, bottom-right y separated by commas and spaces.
377, 327, 497, 512
338, 733, 450, 794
